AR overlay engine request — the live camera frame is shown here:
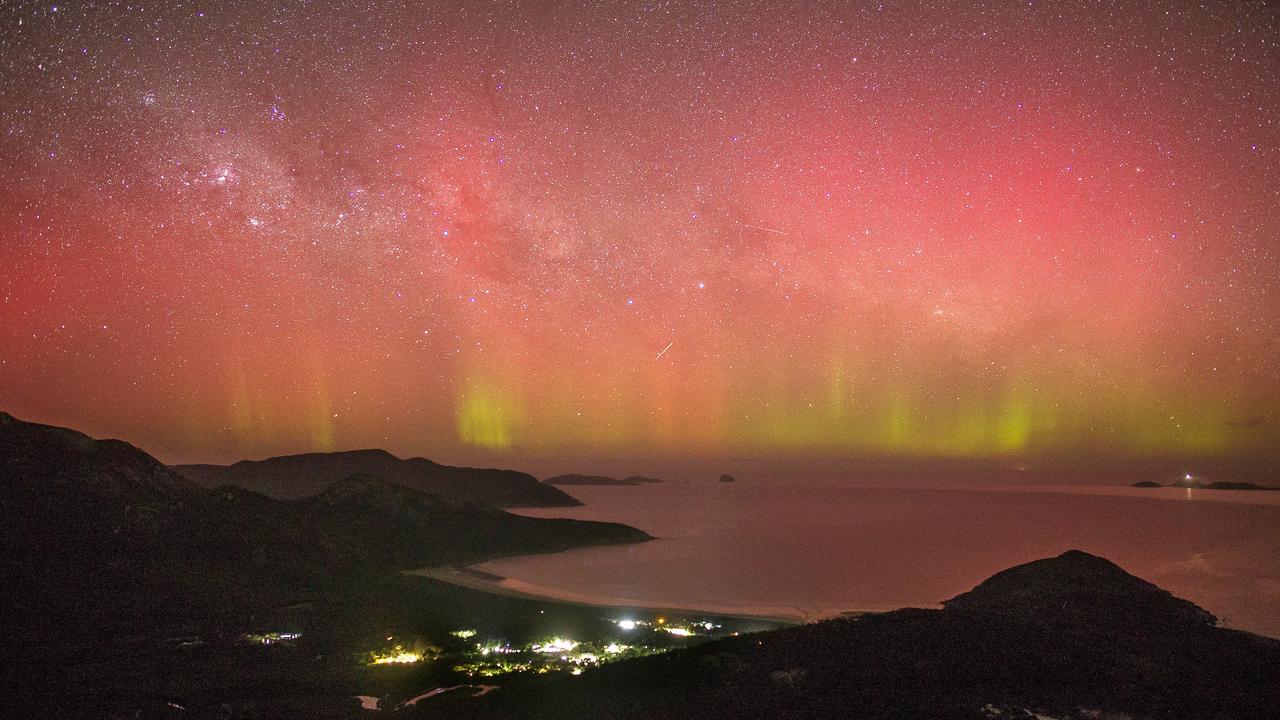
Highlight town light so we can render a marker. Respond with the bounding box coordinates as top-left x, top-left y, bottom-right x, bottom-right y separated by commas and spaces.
370, 650, 423, 665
